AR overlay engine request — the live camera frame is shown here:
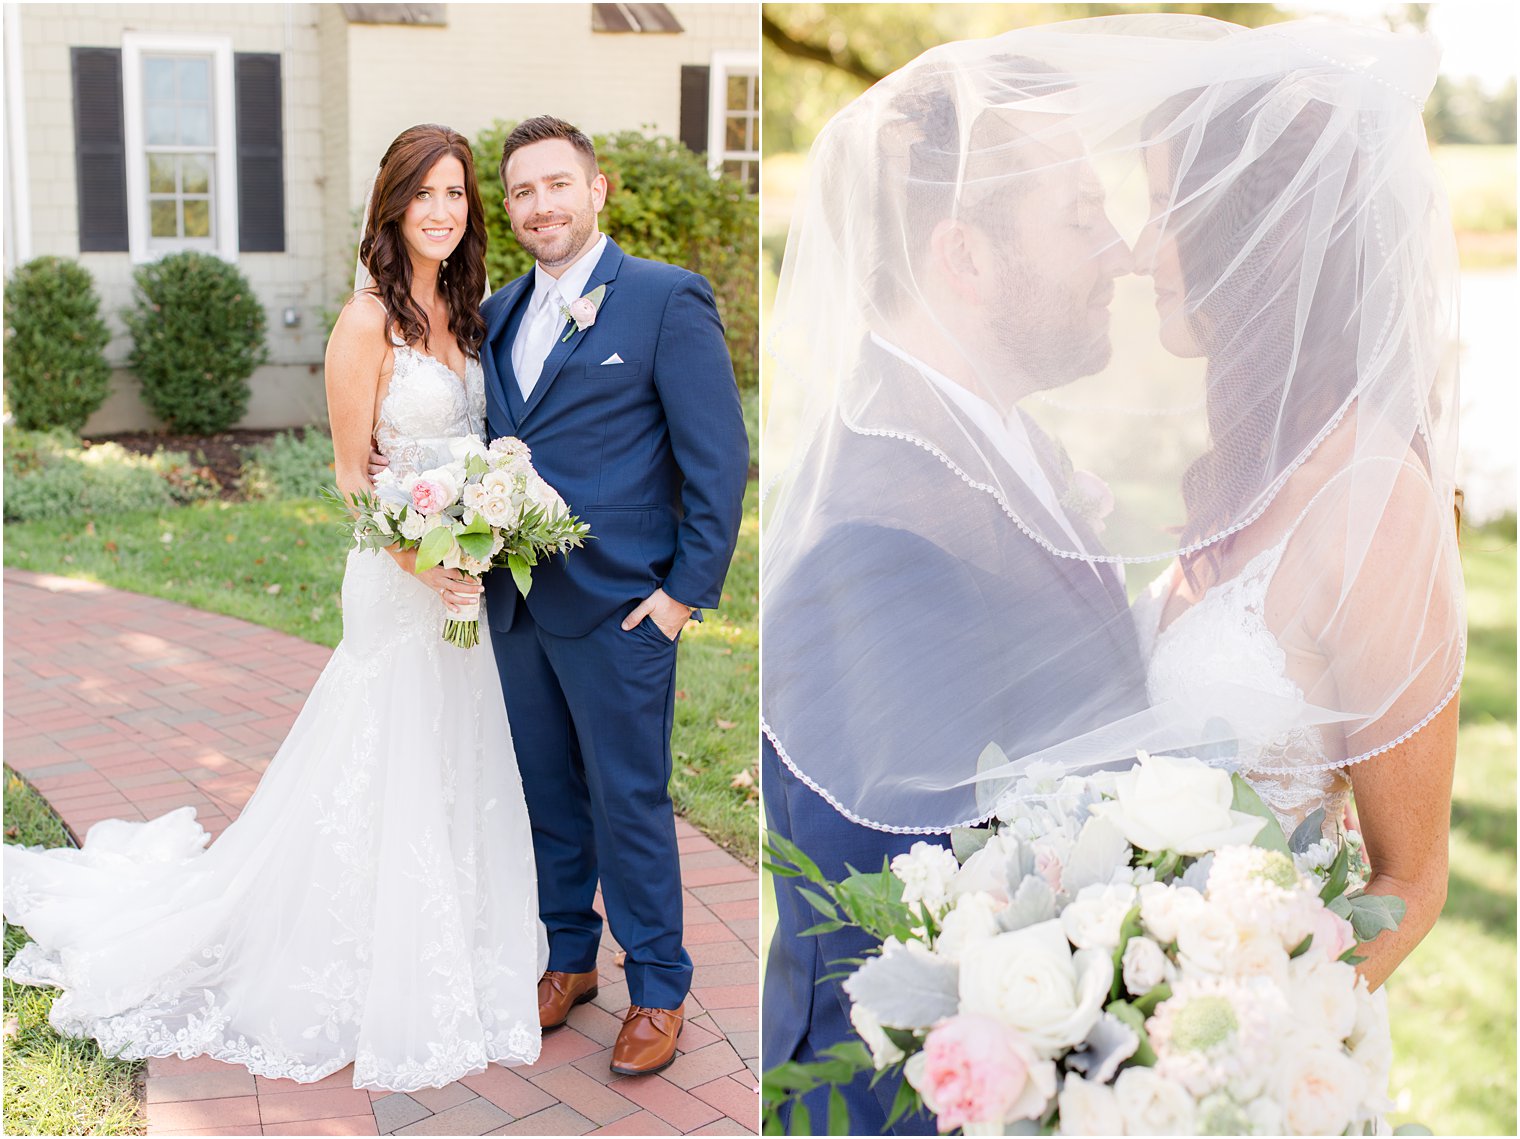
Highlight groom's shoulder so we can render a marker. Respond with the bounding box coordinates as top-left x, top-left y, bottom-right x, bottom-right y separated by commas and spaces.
615, 248, 706, 295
